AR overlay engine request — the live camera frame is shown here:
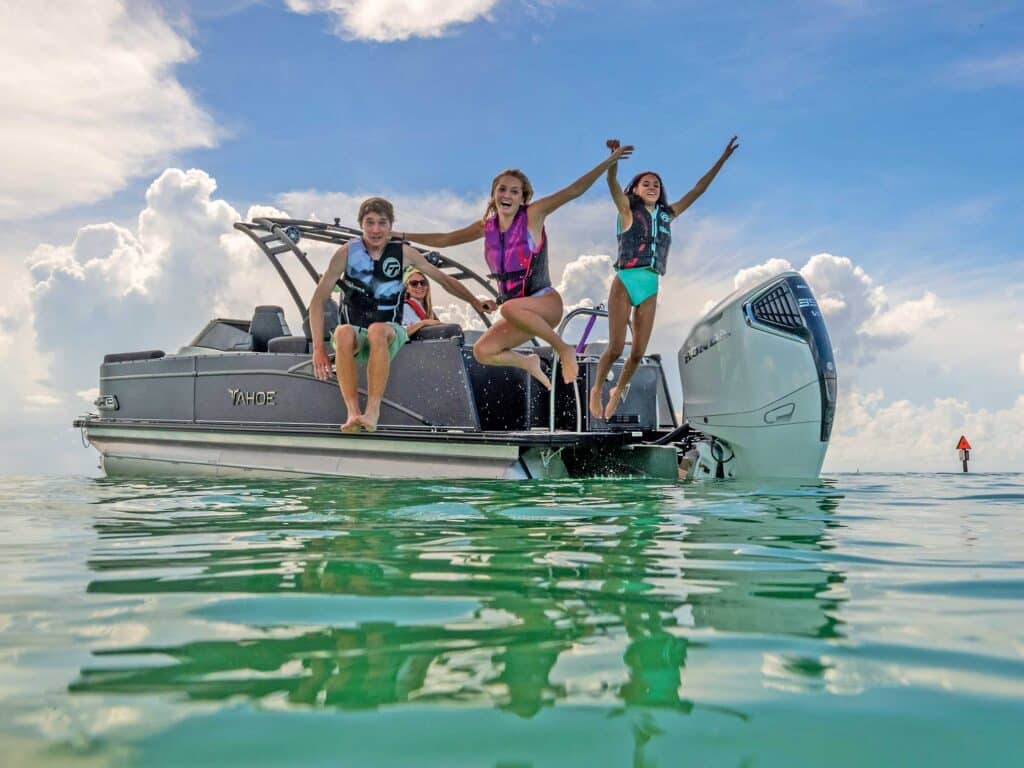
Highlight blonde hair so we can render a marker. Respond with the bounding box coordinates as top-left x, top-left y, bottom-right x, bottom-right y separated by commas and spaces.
403, 267, 433, 318
484, 169, 534, 220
